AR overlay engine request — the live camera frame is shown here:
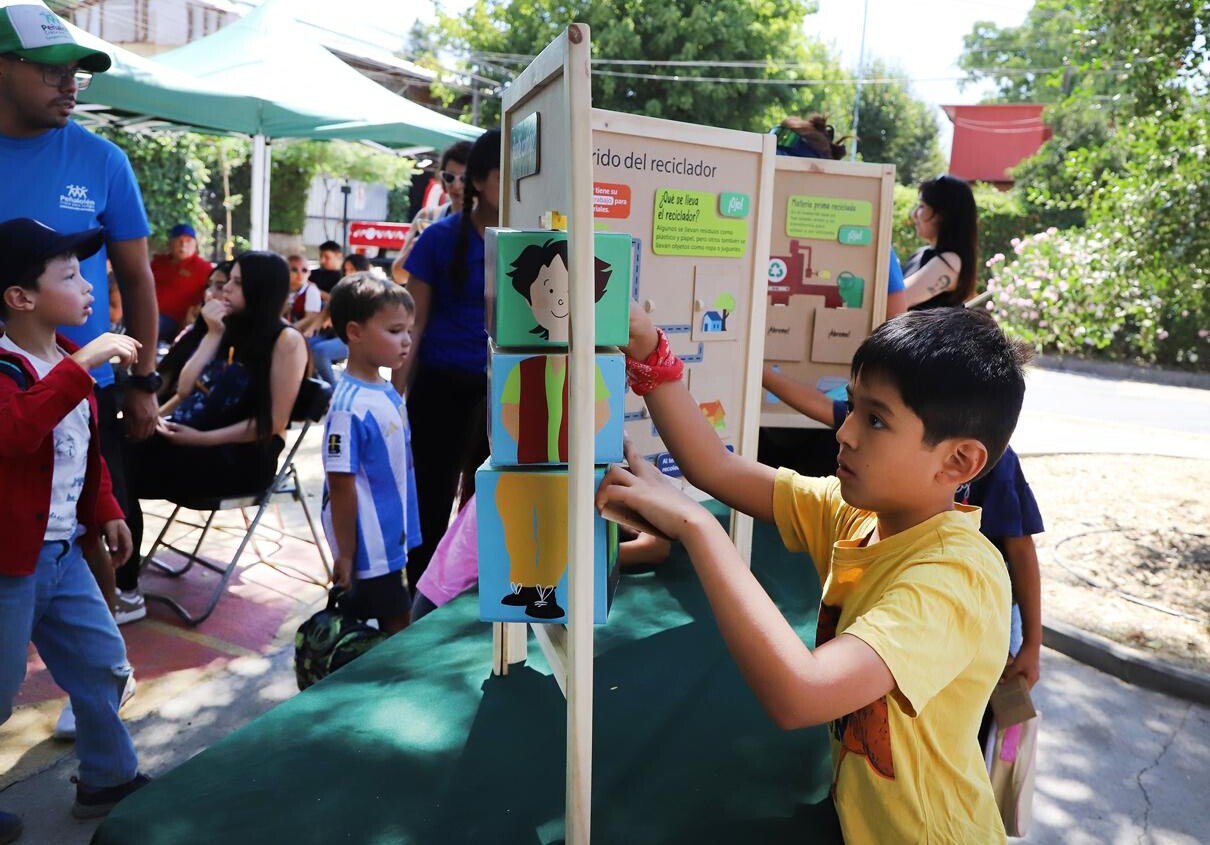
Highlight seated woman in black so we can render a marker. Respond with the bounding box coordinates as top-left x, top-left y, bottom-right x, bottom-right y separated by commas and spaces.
156, 259, 233, 406
114, 251, 308, 616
